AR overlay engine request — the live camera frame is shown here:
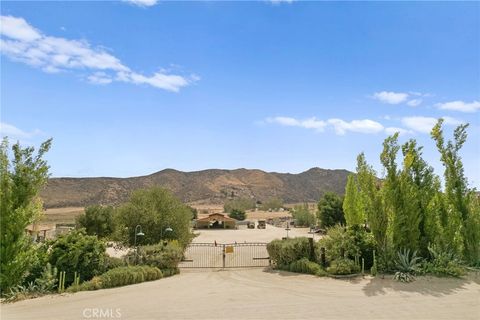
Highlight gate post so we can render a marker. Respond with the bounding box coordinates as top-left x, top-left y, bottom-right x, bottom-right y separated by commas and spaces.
320, 247, 326, 267
222, 244, 226, 268
308, 237, 315, 261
